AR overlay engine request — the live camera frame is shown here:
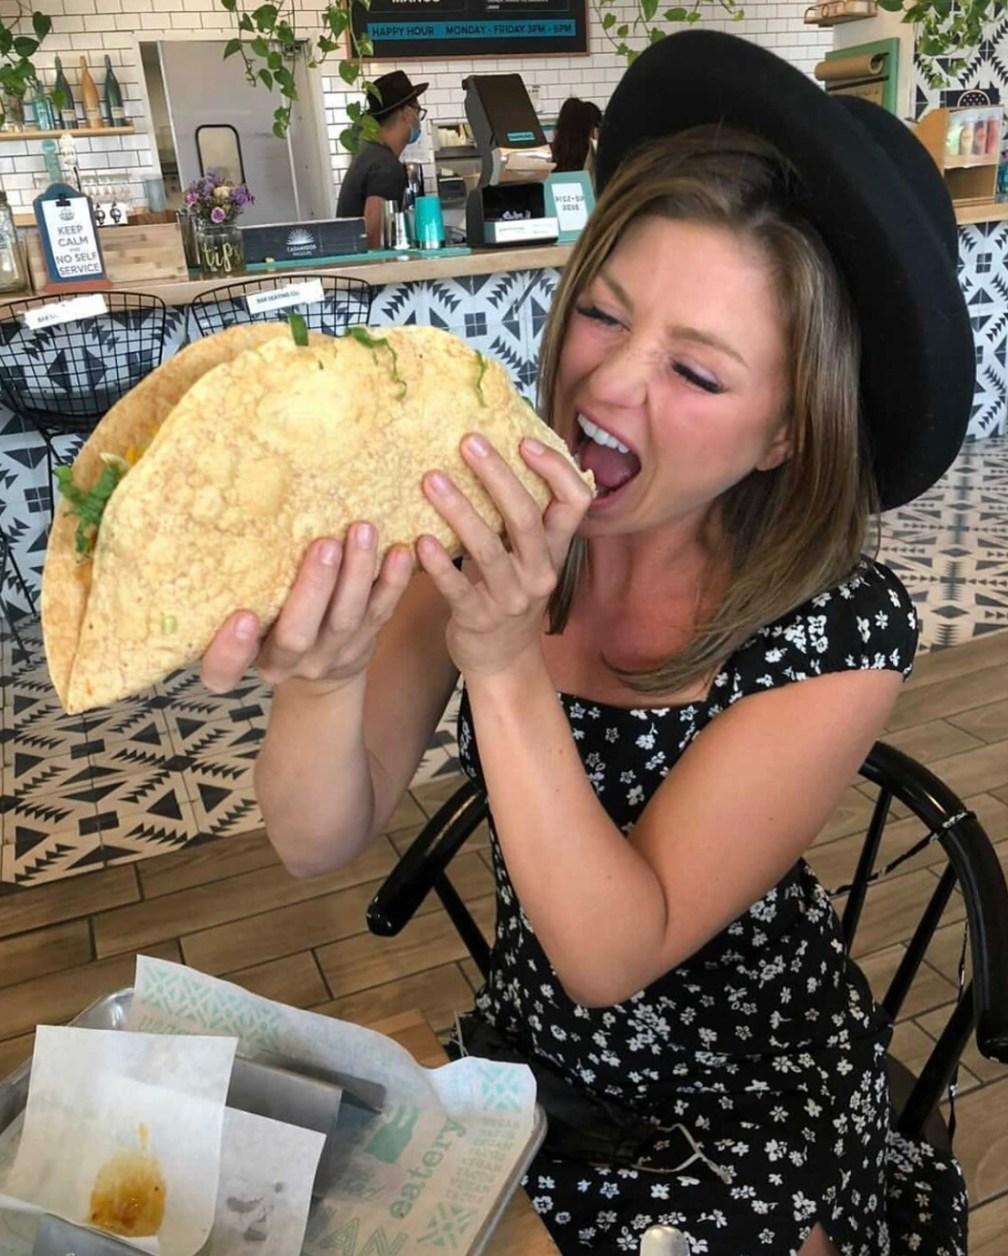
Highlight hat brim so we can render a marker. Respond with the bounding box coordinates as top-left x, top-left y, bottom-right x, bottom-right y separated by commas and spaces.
369, 82, 429, 119
596, 31, 974, 510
